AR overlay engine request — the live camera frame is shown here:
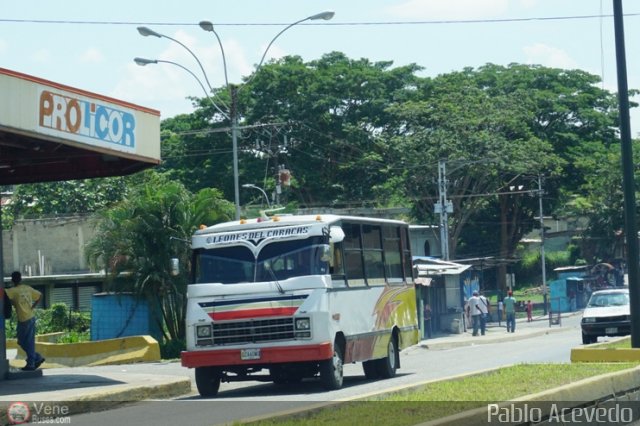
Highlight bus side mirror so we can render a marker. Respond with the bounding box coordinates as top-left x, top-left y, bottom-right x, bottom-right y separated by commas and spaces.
321, 244, 331, 262
170, 258, 180, 276
329, 226, 345, 243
